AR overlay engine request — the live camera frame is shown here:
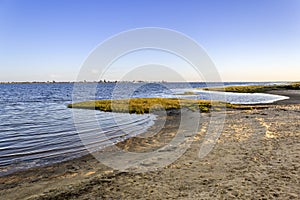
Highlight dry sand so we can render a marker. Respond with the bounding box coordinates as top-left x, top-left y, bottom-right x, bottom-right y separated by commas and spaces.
0, 90, 299, 200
